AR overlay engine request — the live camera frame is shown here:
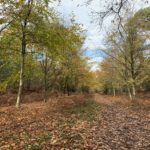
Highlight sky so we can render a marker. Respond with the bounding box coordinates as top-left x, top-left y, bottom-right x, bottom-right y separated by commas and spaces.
54, 0, 150, 71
